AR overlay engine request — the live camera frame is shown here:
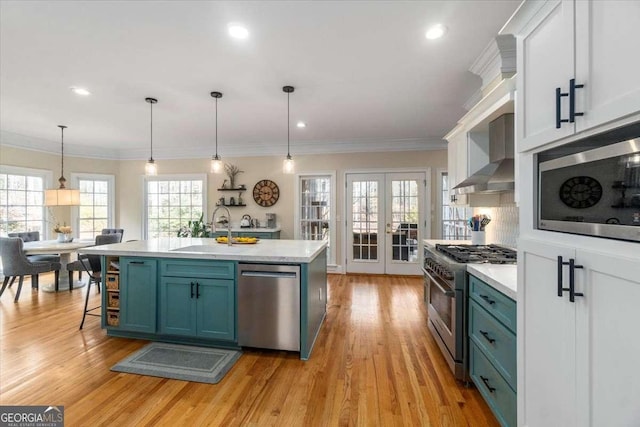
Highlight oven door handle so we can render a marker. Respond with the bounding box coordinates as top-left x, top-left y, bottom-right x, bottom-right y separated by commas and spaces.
423, 267, 456, 297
